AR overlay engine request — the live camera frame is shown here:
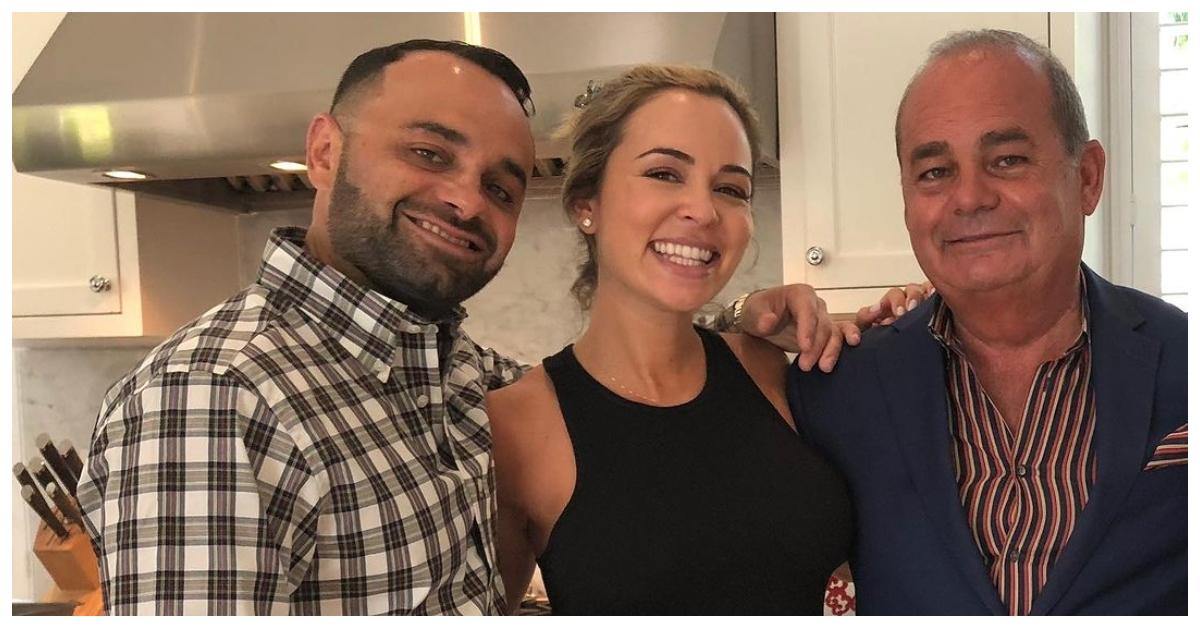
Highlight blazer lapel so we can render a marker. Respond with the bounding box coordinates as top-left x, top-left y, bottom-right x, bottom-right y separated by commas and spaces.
1031, 266, 1160, 614
874, 300, 1006, 615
